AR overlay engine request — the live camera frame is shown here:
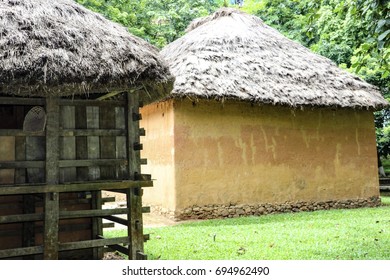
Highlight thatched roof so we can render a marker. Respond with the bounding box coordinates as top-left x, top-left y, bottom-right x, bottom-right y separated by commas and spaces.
161, 8, 387, 109
0, 0, 173, 98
